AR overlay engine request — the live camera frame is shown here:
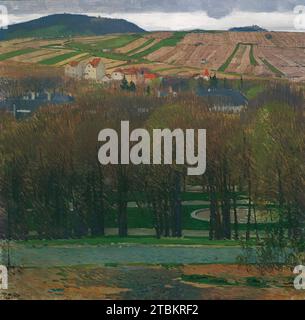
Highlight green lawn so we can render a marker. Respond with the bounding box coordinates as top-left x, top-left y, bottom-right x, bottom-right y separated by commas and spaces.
105, 207, 154, 229
245, 85, 264, 99
103, 191, 271, 231
104, 203, 271, 232
0, 48, 38, 61
39, 51, 83, 65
